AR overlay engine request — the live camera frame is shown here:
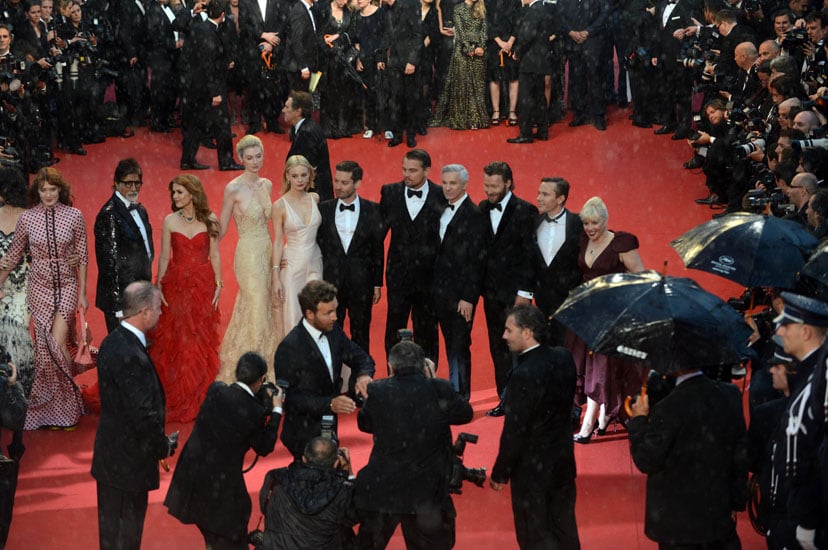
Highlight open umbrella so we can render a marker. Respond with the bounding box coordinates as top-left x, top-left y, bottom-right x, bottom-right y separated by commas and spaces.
801, 240, 828, 285
670, 212, 819, 289
553, 271, 753, 374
